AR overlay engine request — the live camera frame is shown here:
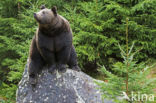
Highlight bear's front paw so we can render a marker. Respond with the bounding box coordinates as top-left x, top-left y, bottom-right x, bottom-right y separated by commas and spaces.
72, 66, 81, 72
29, 74, 37, 85
48, 64, 57, 73
57, 64, 67, 73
